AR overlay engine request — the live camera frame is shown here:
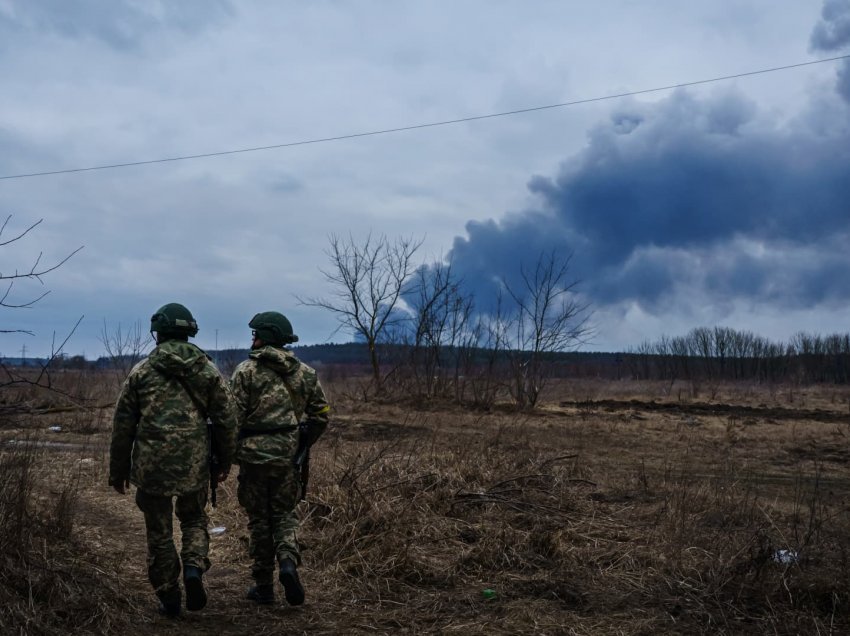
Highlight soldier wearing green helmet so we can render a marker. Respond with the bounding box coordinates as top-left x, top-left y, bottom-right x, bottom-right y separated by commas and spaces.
230, 311, 330, 606
149, 302, 200, 338
109, 303, 238, 617
248, 310, 299, 345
